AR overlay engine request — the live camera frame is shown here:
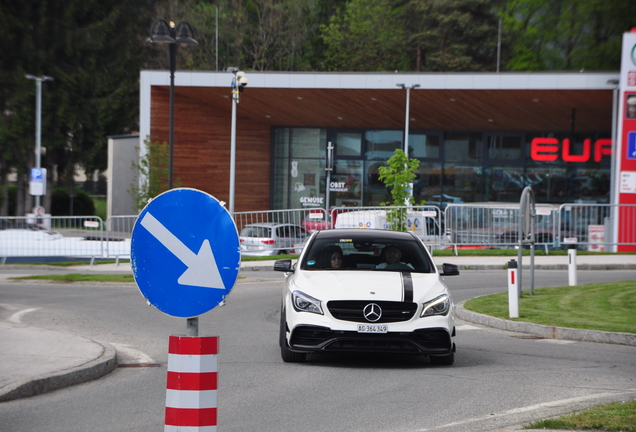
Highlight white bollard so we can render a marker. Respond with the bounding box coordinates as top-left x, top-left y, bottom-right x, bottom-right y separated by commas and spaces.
165, 336, 219, 432
568, 245, 577, 286
508, 259, 519, 318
